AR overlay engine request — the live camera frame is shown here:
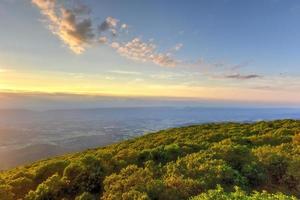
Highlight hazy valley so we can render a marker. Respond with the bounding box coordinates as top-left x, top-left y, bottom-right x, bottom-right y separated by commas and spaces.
1, 107, 300, 170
